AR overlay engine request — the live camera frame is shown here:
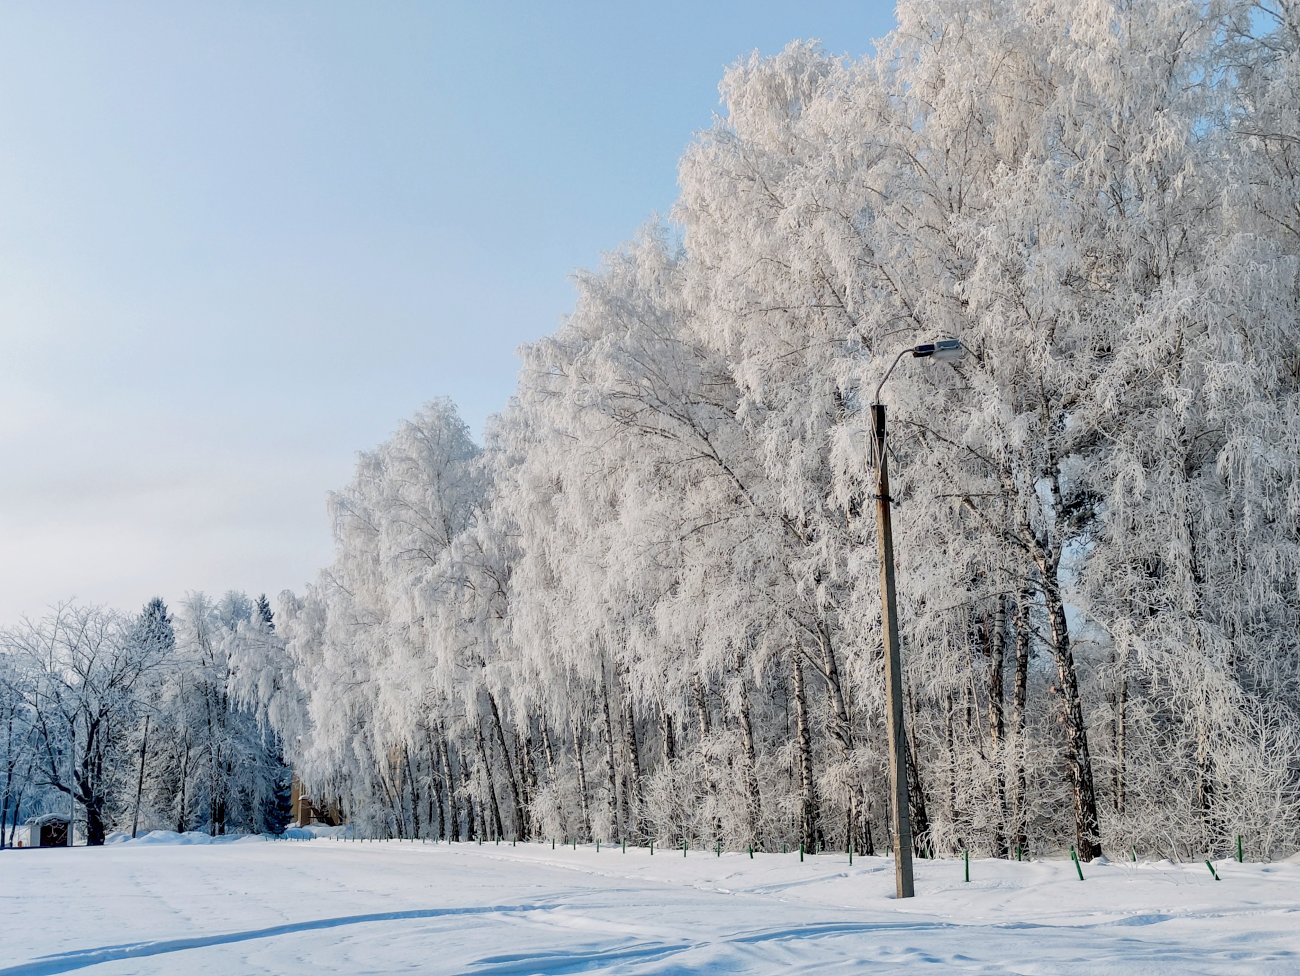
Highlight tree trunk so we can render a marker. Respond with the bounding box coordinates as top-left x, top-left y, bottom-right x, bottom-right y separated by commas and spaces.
790, 655, 822, 853
1011, 591, 1032, 856
476, 723, 504, 840
734, 651, 761, 847
540, 716, 558, 781
812, 621, 860, 852
517, 729, 535, 840
1042, 577, 1103, 861
815, 621, 854, 754
987, 598, 1008, 857
621, 690, 643, 839
460, 756, 476, 842
1112, 652, 1127, 817
402, 744, 421, 840
904, 688, 934, 857
487, 693, 523, 838
1195, 704, 1216, 851
692, 674, 711, 741
661, 710, 676, 764
8, 782, 26, 849
569, 712, 592, 839
438, 730, 460, 841
132, 716, 150, 838
600, 679, 621, 839
176, 735, 191, 833
945, 689, 959, 845
84, 795, 107, 846
425, 728, 445, 840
